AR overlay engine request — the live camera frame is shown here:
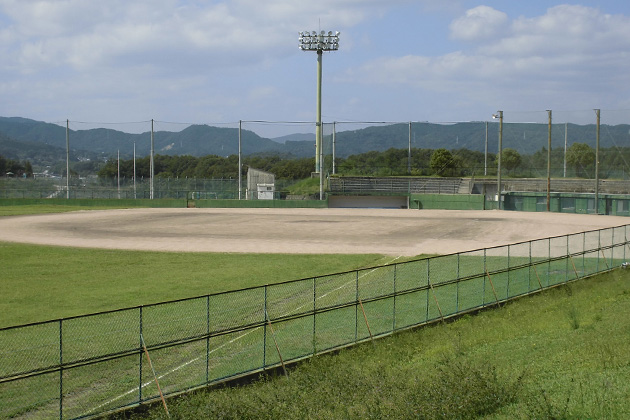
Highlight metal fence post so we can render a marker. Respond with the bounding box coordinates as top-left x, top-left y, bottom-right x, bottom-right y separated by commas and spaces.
312, 277, 317, 355
426, 259, 430, 321
263, 285, 268, 368
528, 240, 532, 292
393, 264, 397, 331
595, 230, 602, 273
456, 253, 460, 312
566, 235, 570, 284
612, 228, 615, 267
139, 306, 143, 403
507, 245, 511, 299
59, 319, 63, 420
482, 250, 486, 306
206, 295, 210, 384
547, 238, 551, 286
582, 232, 586, 275
355, 270, 359, 342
